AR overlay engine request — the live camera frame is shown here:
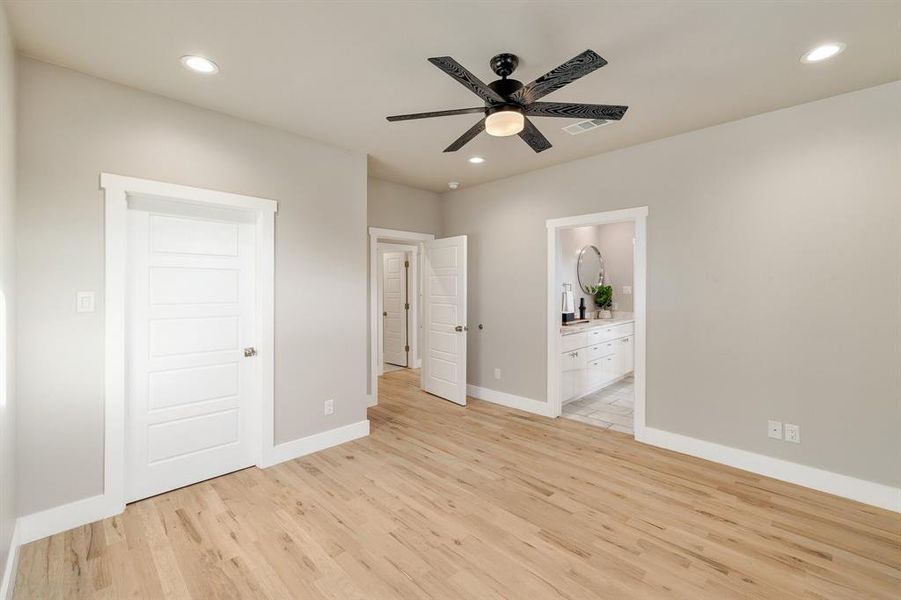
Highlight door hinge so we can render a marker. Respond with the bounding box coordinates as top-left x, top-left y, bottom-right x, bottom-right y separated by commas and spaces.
404, 302, 410, 310
404, 260, 409, 268
404, 345, 410, 352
